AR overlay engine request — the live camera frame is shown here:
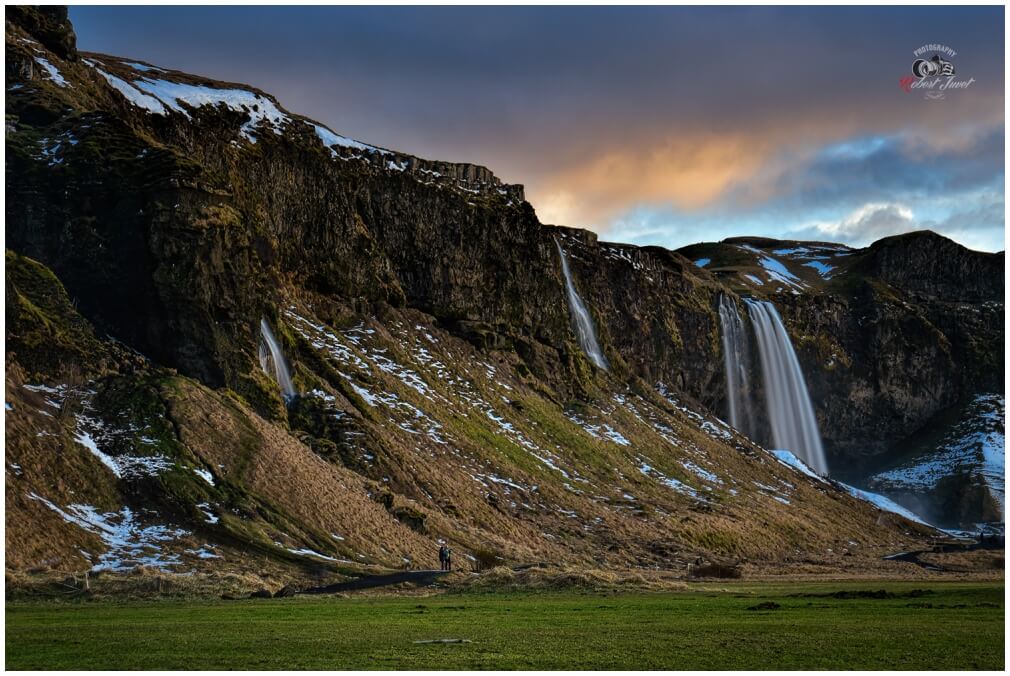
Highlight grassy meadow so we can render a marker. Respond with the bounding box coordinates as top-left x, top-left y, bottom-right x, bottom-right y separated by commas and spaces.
5, 581, 1004, 670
